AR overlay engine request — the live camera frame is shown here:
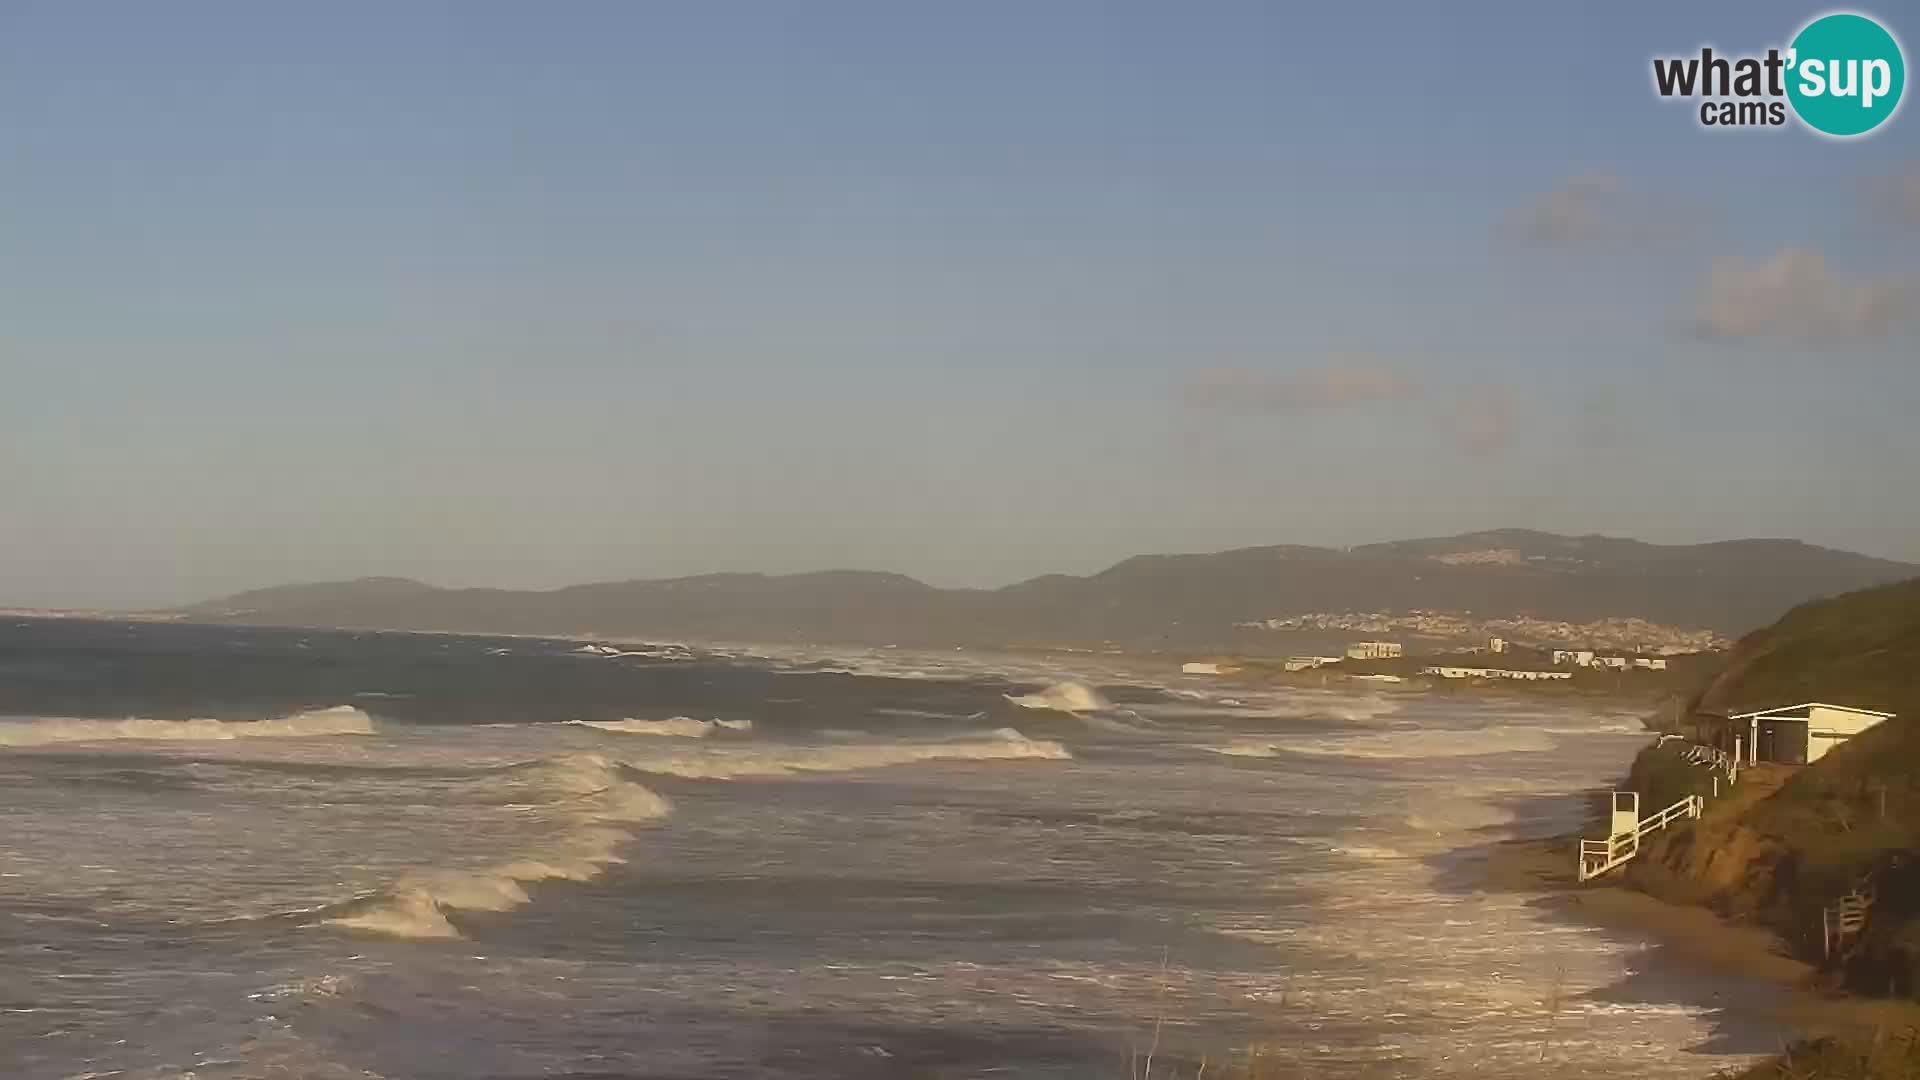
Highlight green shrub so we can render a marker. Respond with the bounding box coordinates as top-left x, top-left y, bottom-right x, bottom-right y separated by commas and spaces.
1626, 739, 1722, 811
